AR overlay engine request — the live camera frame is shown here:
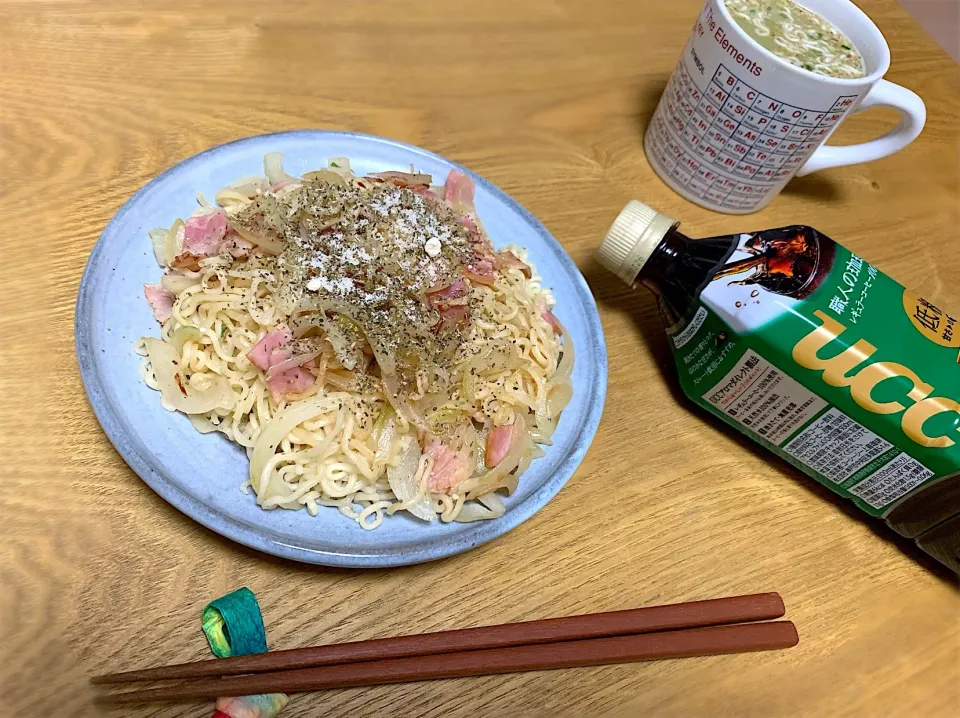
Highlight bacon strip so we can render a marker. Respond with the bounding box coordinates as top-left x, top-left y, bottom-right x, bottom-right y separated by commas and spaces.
542, 308, 563, 335
425, 438, 471, 493
426, 278, 469, 305
496, 250, 532, 278
369, 171, 432, 188
182, 211, 227, 256
434, 304, 470, 331
444, 170, 476, 214
143, 283, 175, 322
485, 420, 522, 467
247, 327, 294, 372
464, 260, 495, 286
